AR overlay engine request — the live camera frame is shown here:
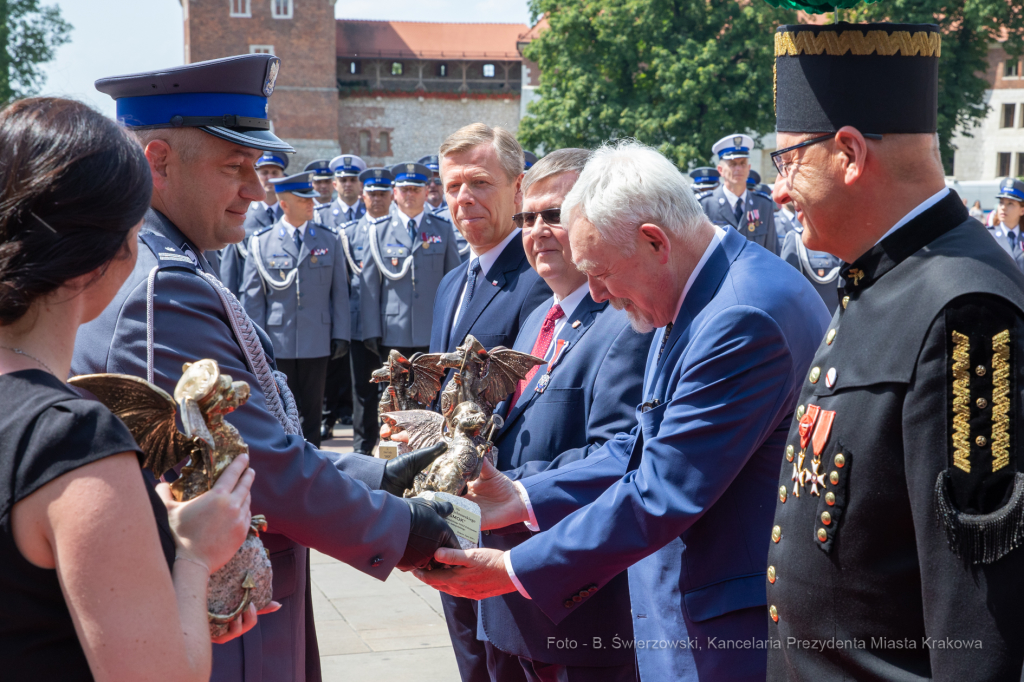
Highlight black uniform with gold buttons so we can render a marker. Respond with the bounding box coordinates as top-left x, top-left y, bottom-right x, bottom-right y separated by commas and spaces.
767, 22, 1024, 680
